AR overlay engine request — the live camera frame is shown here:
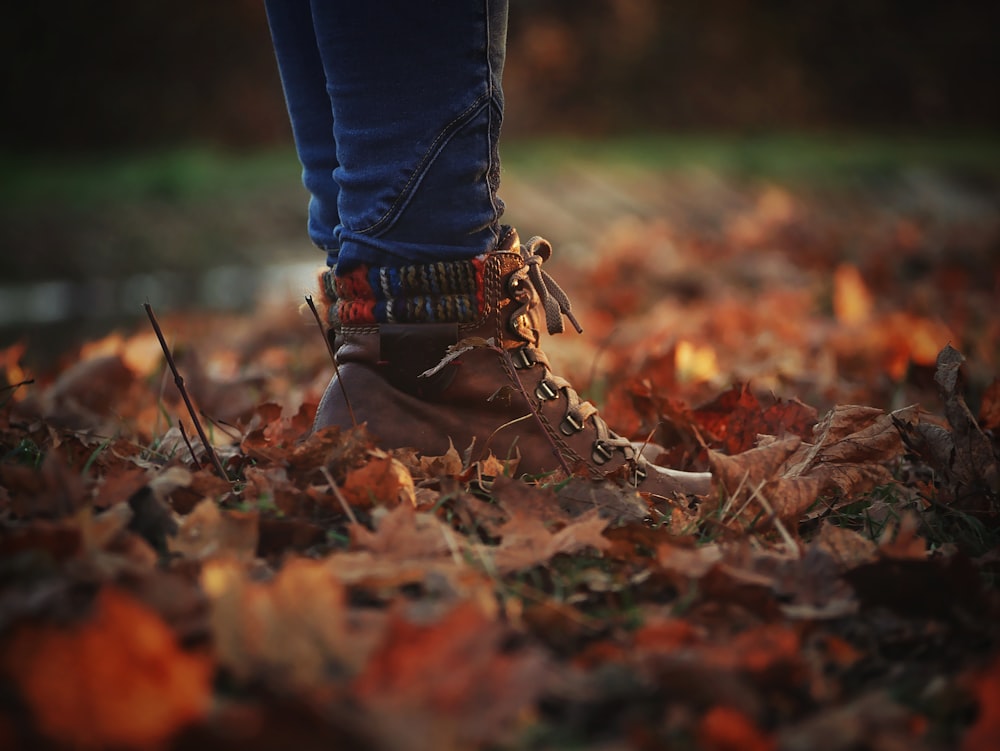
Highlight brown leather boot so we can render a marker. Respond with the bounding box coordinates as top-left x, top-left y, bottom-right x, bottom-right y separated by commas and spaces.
315, 228, 710, 499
